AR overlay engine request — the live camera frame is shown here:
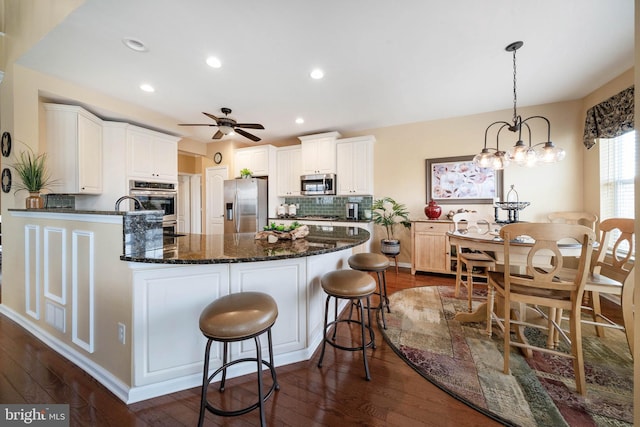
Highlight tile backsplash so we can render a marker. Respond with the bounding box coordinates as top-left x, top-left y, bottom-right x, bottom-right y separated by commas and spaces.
283, 195, 373, 218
